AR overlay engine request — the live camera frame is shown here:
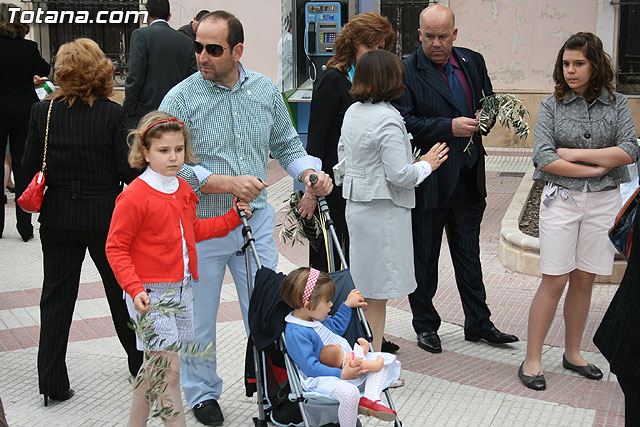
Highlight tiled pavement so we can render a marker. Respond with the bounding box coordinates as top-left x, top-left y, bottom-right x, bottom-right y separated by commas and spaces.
0, 148, 626, 426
